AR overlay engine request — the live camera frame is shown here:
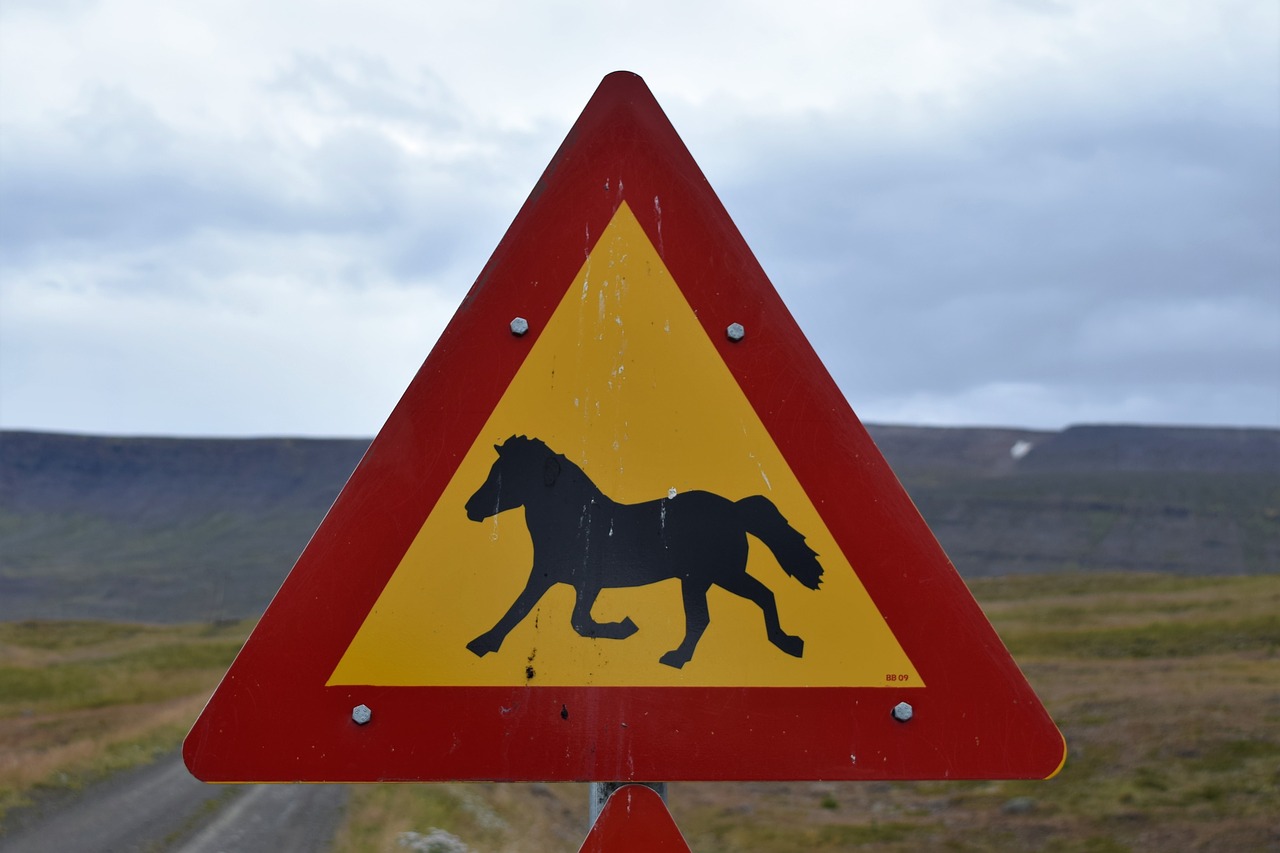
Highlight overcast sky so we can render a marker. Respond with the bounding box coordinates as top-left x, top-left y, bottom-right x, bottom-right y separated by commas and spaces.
1, 0, 1276, 437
